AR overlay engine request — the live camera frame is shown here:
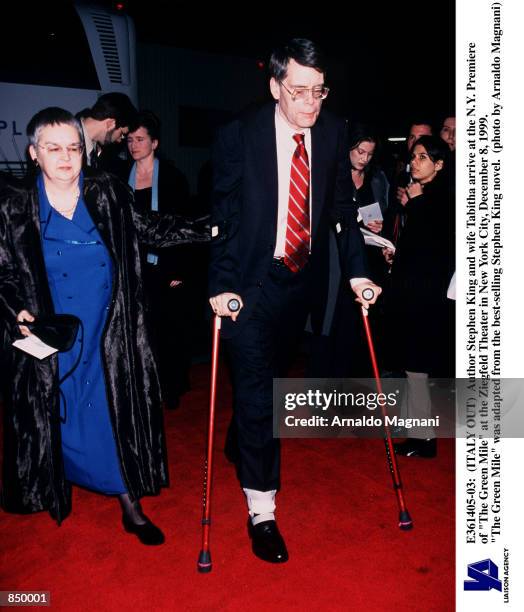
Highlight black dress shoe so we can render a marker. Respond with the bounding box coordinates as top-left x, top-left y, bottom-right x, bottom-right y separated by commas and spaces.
122, 513, 165, 545
394, 438, 437, 458
247, 519, 289, 563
